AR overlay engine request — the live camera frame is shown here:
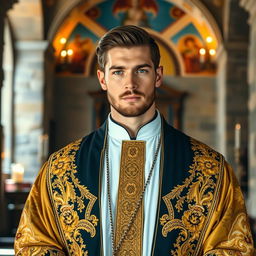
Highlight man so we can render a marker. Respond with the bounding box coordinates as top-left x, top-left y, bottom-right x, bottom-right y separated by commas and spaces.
15, 25, 254, 255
